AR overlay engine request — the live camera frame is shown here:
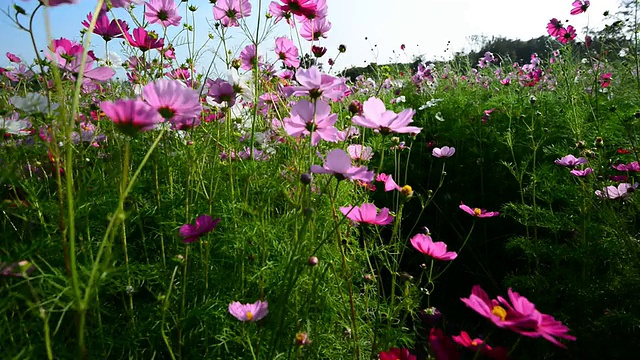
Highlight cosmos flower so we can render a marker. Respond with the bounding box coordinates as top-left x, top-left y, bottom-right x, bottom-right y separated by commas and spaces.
459, 203, 499, 218
100, 99, 164, 136
310, 149, 374, 182
351, 97, 420, 135
179, 214, 220, 243
410, 233, 457, 261
432, 146, 456, 158
145, 0, 182, 27
228, 300, 268, 322
339, 203, 394, 225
